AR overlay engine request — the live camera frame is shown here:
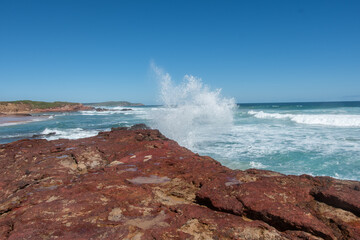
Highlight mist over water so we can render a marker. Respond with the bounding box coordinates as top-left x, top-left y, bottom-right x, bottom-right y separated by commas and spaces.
150, 64, 236, 149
